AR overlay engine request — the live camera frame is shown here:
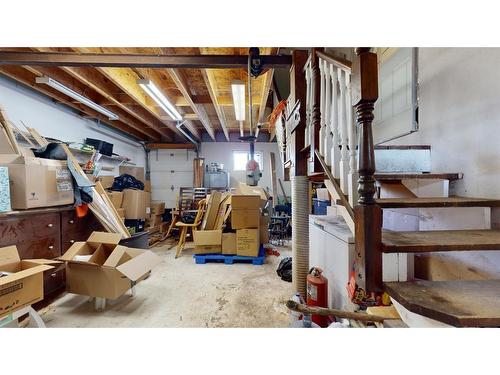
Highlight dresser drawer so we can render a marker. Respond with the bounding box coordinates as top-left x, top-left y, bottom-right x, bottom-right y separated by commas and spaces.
43, 266, 66, 295
0, 212, 61, 258
61, 210, 104, 253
